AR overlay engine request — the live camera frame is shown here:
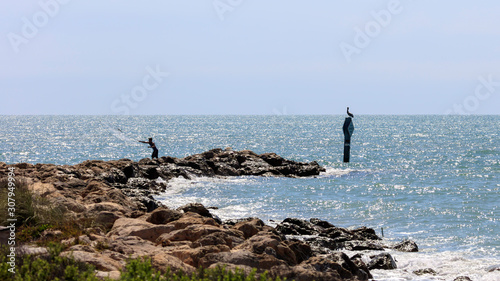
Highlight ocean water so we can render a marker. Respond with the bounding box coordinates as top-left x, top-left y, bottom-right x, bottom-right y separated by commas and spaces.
1, 115, 499, 280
